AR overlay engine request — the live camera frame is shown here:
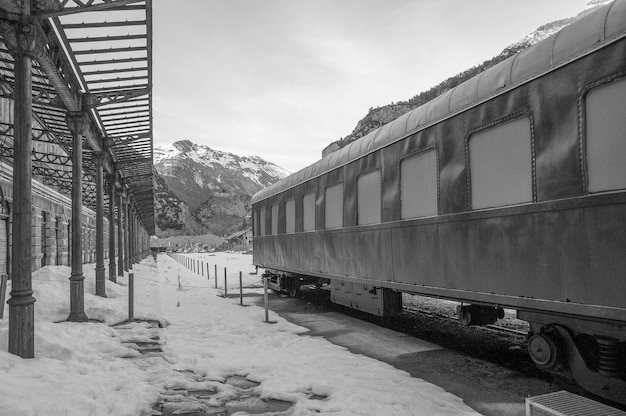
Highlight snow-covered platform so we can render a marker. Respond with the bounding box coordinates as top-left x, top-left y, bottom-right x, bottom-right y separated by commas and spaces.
0, 252, 551, 415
